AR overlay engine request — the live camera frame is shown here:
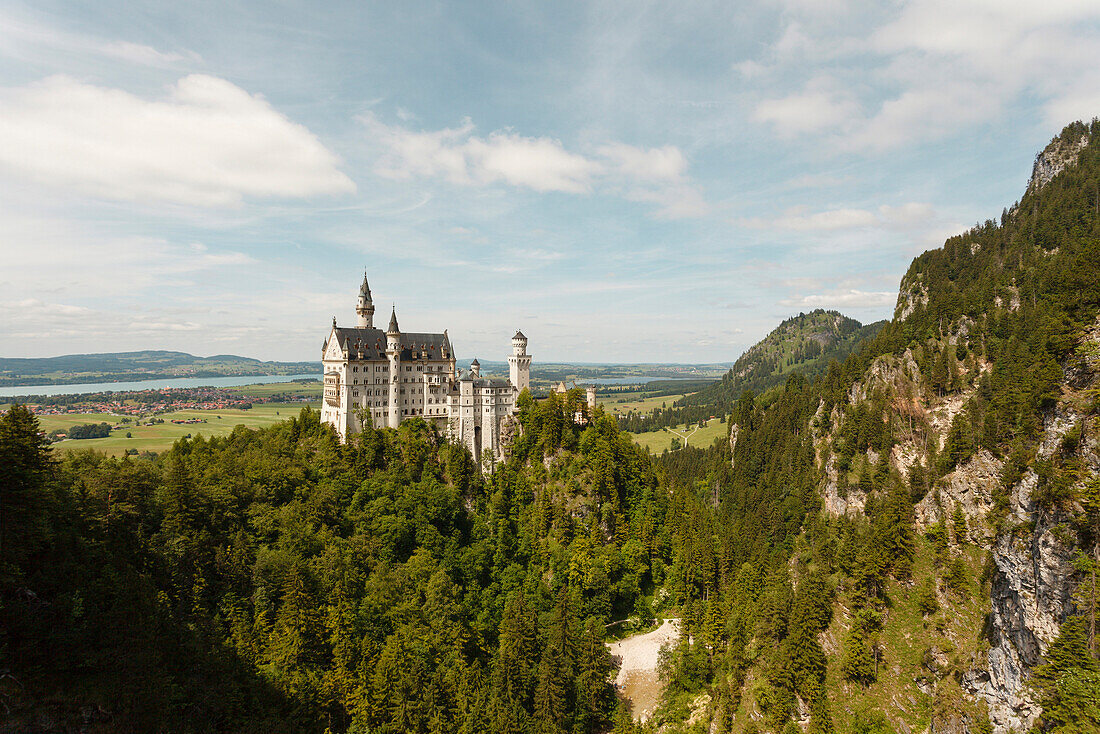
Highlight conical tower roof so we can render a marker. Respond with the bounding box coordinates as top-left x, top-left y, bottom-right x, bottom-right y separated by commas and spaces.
359, 271, 372, 301
387, 307, 400, 334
